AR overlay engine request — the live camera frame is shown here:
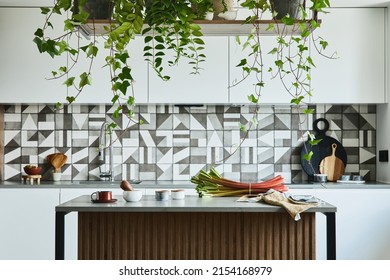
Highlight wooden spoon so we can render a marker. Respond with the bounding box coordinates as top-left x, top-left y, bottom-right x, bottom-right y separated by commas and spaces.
319, 143, 345, 182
